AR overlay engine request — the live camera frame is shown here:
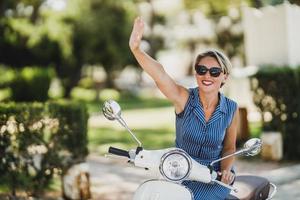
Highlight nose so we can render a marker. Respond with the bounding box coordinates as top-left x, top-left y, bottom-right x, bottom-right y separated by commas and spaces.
204, 71, 211, 78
